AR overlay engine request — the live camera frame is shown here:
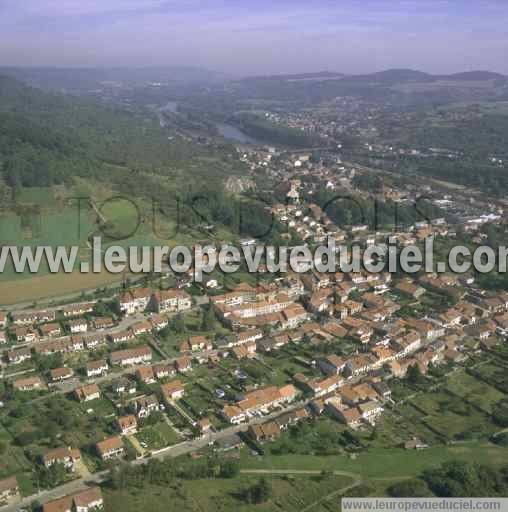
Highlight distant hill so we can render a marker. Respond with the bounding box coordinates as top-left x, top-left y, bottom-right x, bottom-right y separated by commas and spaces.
345, 69, 434, 84
230, 68, 508, 107
440, 71, 506, 81
244, 68, 506, 84
244, 71, 345, 82
0, 66, 230, 93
